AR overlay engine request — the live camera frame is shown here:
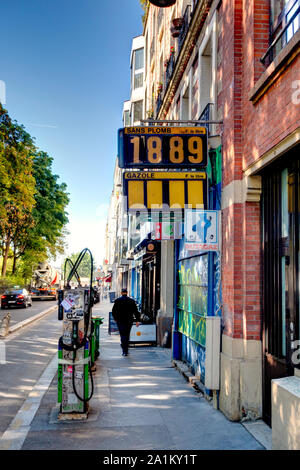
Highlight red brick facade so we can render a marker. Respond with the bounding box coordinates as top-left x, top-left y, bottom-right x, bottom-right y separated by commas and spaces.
218, 0, 300, 341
